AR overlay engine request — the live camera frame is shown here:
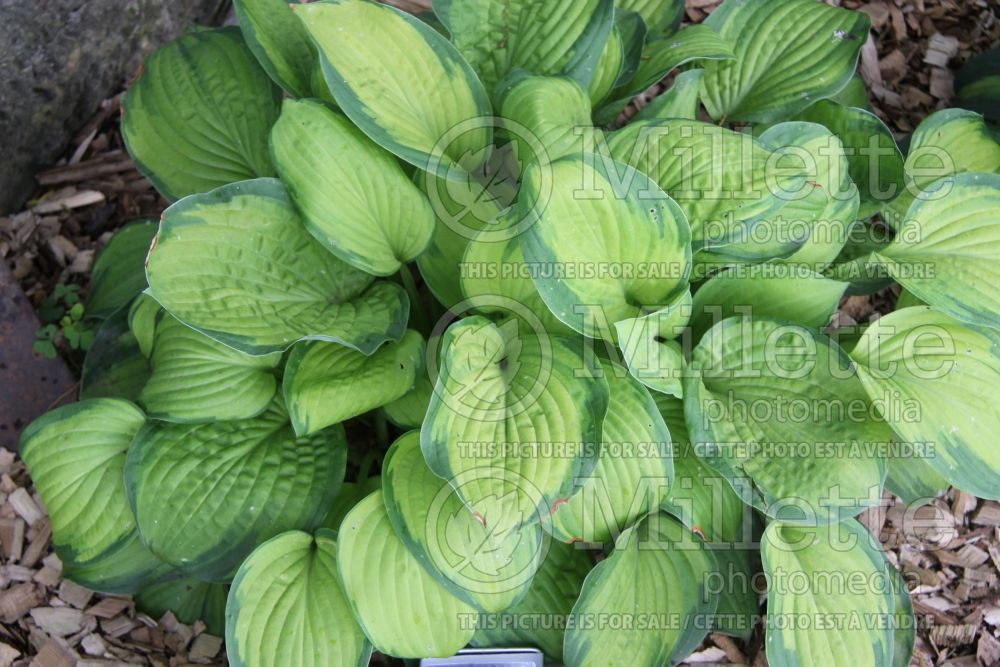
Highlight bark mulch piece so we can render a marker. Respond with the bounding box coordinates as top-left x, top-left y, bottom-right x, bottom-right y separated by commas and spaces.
0, 452, 224, 667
